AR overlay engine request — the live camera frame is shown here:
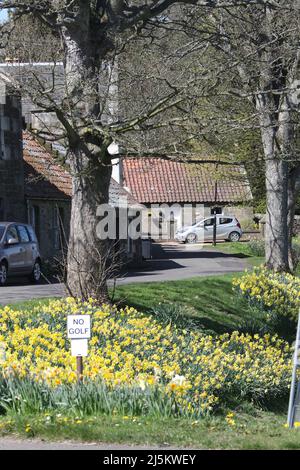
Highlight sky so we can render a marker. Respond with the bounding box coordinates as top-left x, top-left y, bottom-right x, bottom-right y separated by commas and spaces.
0, 10, 8, 23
